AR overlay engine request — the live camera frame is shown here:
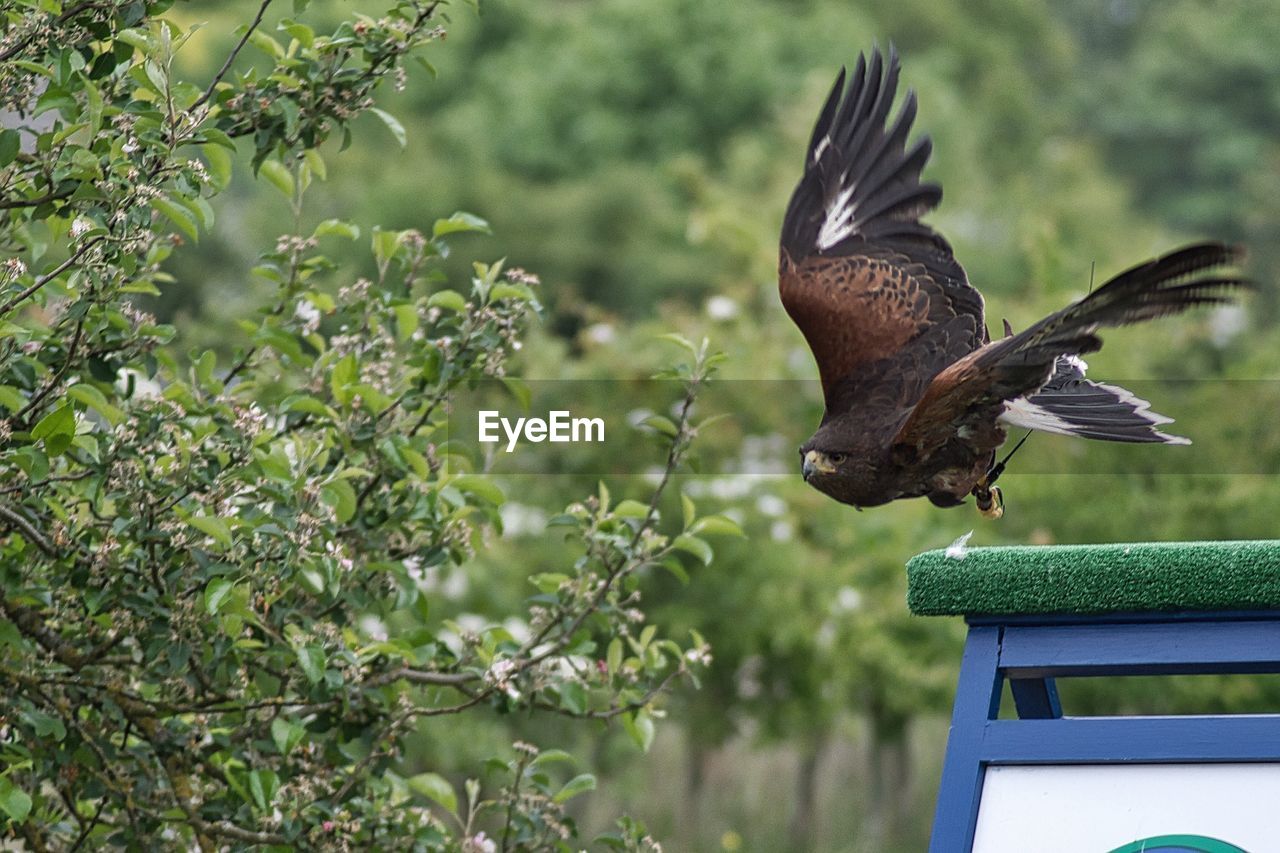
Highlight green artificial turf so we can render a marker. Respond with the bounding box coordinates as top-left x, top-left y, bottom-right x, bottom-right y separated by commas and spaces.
907, 540, 1280, 616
